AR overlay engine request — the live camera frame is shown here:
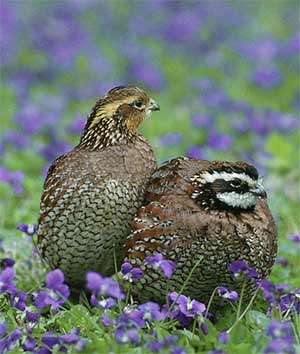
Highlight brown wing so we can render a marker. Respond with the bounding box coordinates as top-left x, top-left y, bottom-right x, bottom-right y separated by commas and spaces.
125, 157, 210, 262
145, 157, 210, 202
